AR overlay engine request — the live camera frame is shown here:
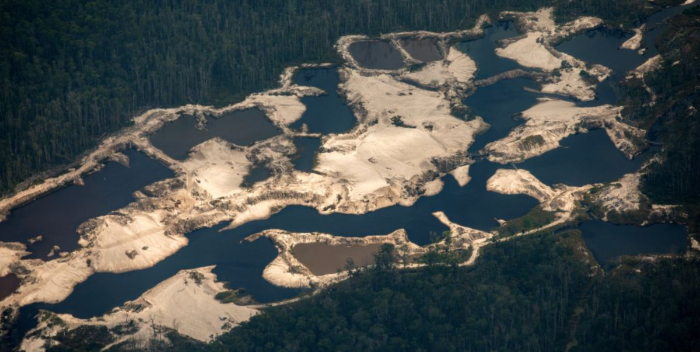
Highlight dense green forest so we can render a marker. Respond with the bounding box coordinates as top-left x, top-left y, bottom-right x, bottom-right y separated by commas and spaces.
212, 237, 700, 352
636, 6, 700, 204
0, 0, 672, 195
207, 232, 592, 352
